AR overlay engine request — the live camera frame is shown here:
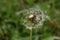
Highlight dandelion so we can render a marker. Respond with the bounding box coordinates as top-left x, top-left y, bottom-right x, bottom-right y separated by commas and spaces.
16, 5, 50, 40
